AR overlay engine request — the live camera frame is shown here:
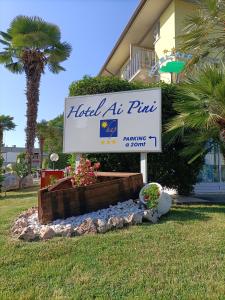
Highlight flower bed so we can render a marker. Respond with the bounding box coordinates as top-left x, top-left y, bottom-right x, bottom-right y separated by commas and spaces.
38, 172, 144, 224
